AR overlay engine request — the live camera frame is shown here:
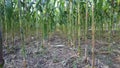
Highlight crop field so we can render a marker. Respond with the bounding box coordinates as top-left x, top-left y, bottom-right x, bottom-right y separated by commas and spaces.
0, 0, 120, 68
